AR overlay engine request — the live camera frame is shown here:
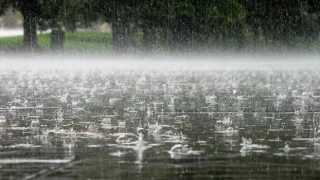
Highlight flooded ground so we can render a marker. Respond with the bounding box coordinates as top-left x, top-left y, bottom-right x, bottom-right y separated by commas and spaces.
0, 57, 320, 179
